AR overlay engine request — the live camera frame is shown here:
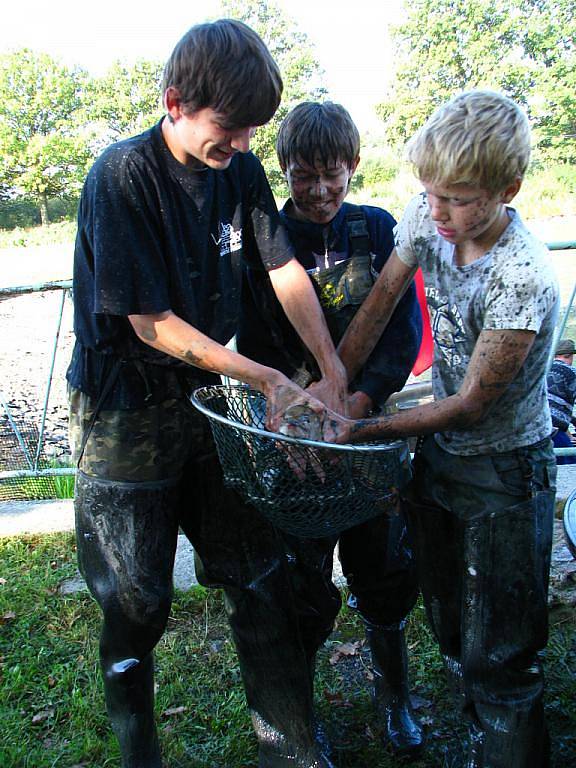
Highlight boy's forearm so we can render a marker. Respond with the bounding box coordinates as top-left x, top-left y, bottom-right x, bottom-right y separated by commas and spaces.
344, 328, 536, 443
128, 310, 285, 394
338, 253, 416, 382
268, 258, 345, 380
348, 393, 473, 442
